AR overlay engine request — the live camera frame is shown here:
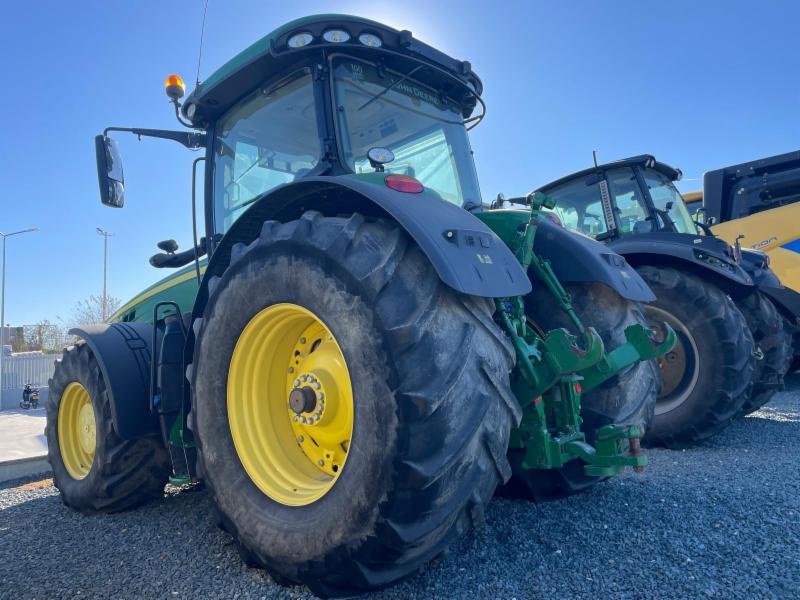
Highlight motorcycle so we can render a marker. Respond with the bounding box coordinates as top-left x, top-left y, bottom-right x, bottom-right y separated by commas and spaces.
19, 384, 40, 410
